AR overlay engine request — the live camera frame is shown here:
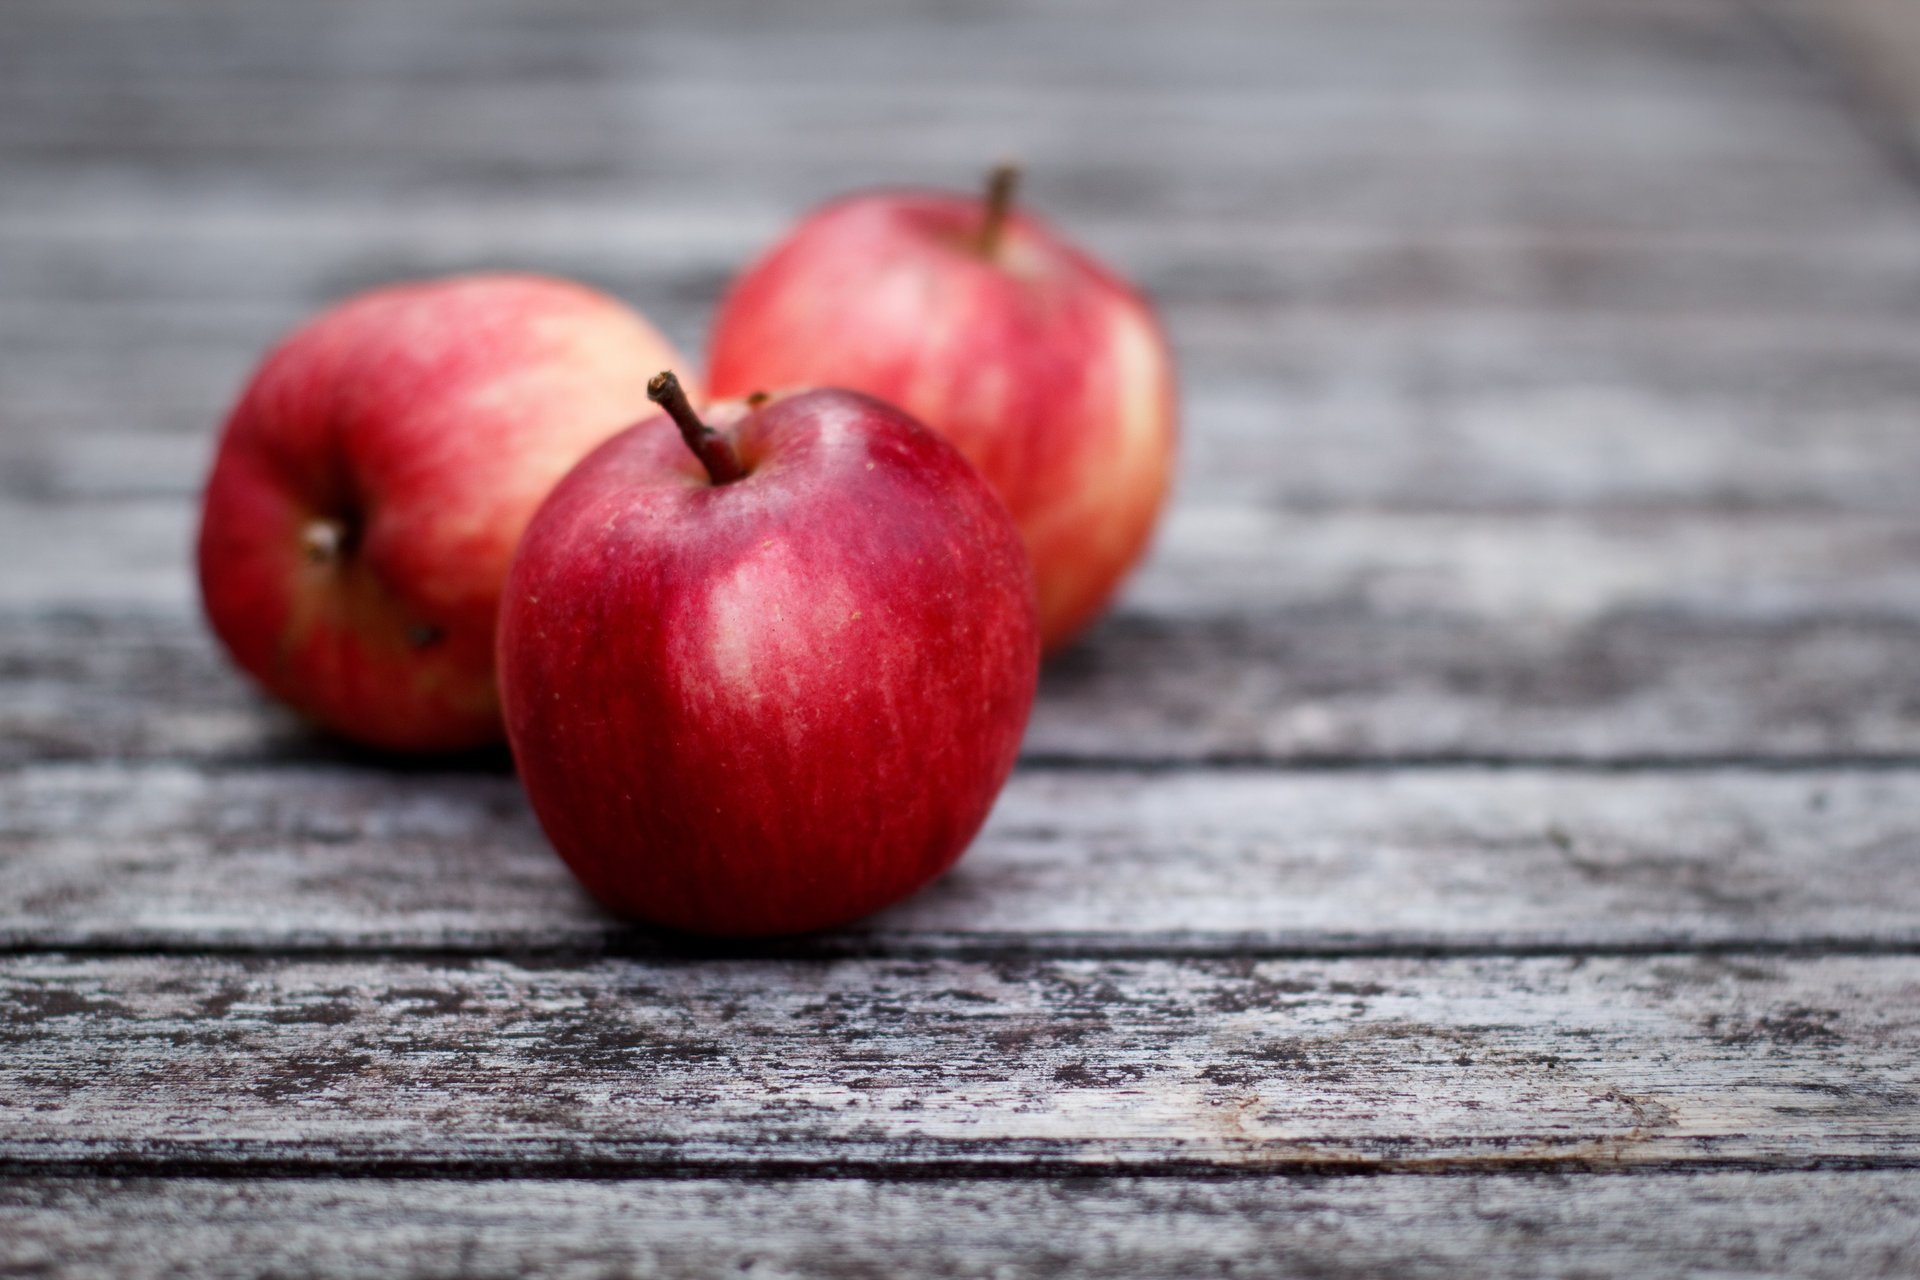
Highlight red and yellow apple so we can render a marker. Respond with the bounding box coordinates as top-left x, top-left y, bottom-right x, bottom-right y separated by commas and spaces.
498, 374, 1039, 935
197, 273, 690, 752
707, 167, 1177, 652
